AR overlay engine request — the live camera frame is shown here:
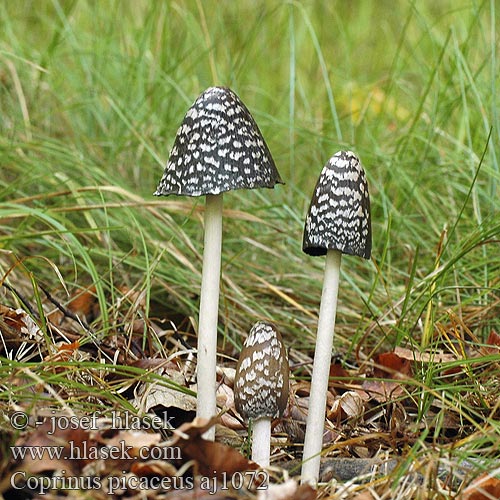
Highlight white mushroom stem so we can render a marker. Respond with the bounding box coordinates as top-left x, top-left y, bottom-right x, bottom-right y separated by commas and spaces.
197, 193, 223, 441
301, 249, 342, 484
252, 417, 272, 467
